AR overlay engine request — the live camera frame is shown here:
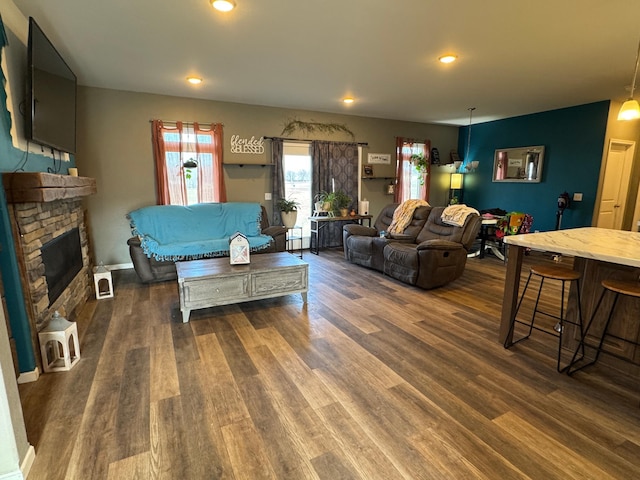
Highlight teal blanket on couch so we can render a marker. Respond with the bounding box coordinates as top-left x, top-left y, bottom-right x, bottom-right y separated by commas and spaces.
127, 202, 272, 261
